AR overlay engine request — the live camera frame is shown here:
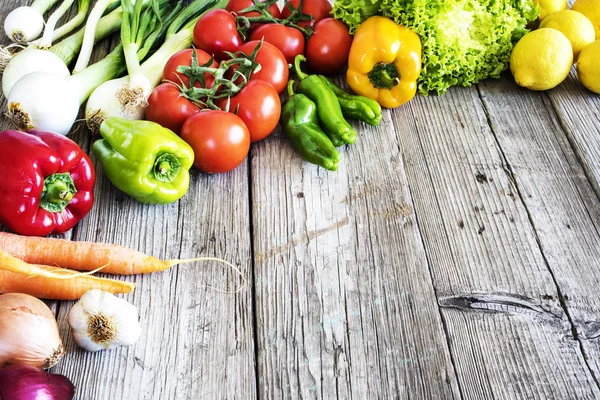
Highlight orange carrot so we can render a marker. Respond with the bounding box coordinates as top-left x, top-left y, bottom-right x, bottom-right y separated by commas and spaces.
0, 232, 169, 275
0, 251, 135, 300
